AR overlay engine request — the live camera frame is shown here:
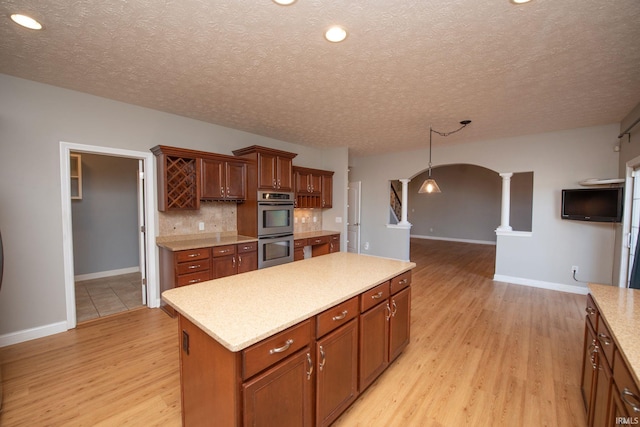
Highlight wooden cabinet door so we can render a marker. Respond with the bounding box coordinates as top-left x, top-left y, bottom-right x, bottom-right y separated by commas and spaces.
295, 170, 310, 193
359, 301, 389, 391
322, 174, 333, 208
277, 156, 293, 191
389, 287, 411, 362
592, 353, 612, 427
225, 160, 247, 200
329, 235, 340, 253
200, 158, 225, 199
581, 320, 598, 417
316, 319, 359, 427
258, 152, 277, 190
237, 250, 257, 274
213, 254, 237, 278
243, 348, 314, 427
